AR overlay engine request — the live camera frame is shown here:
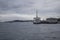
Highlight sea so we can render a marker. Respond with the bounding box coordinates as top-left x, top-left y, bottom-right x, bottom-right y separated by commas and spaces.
0, 22, 60, 40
